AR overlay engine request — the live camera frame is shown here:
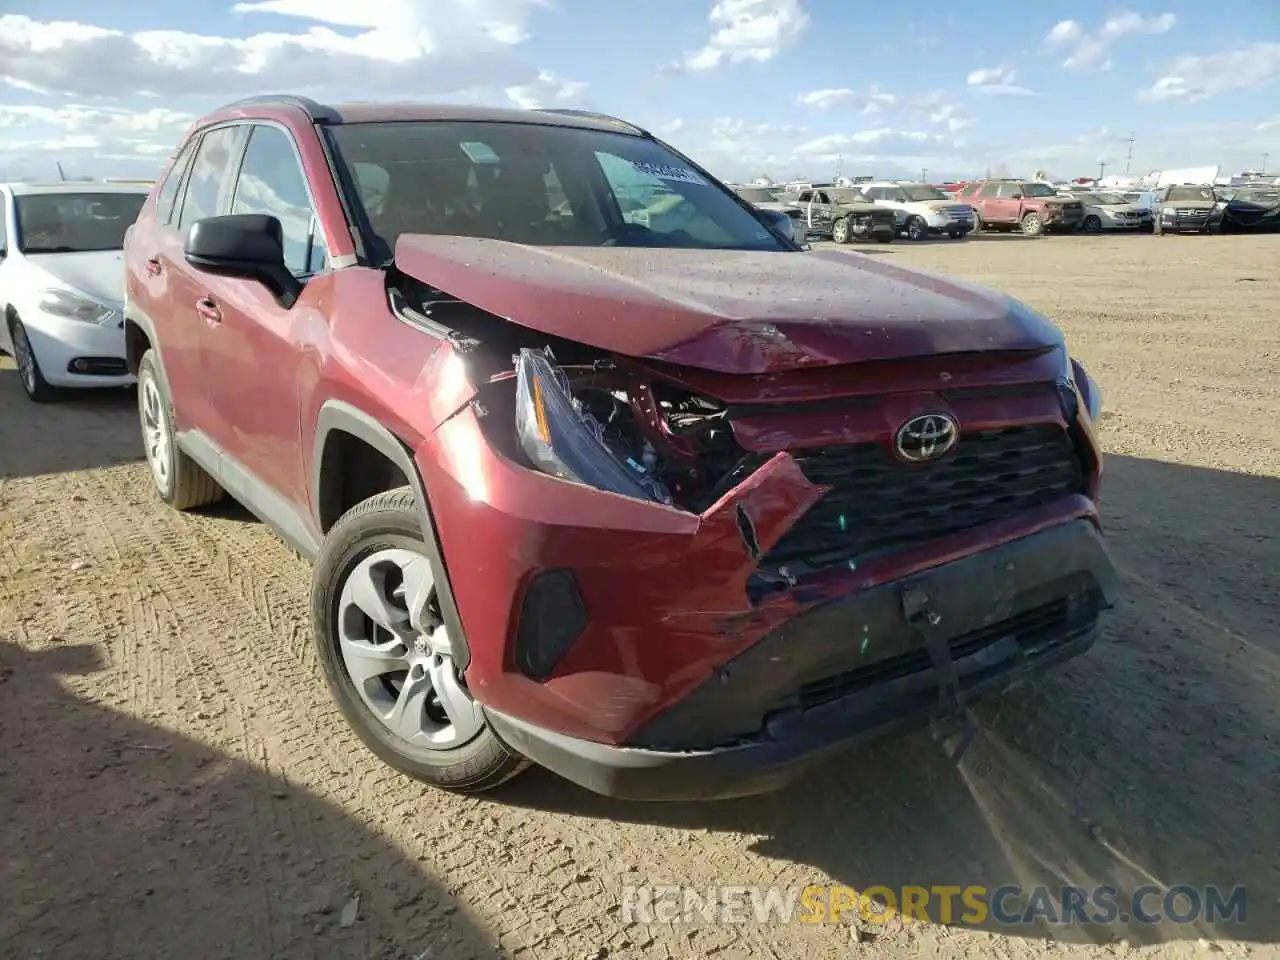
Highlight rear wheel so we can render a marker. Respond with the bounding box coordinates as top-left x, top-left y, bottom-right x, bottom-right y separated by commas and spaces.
311, 488, 527, 793
1020, 211, 1044, 237
906, 217, 928, 241
831, 217, 851, 244
138, 350, 224, 510
9, 317, 58, 403
971, 209, 984, 233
